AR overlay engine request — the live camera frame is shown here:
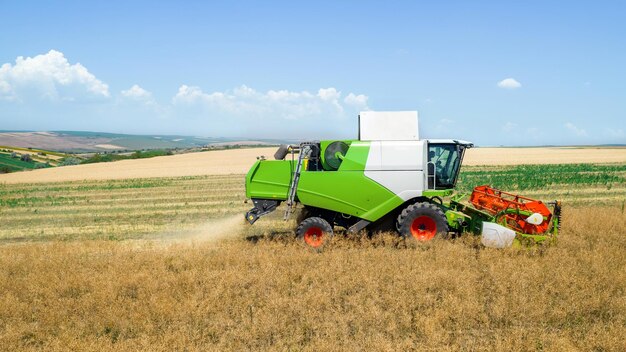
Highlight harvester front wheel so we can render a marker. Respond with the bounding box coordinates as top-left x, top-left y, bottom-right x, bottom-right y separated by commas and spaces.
397, 202, 449, 241
296, 217, 333, 250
